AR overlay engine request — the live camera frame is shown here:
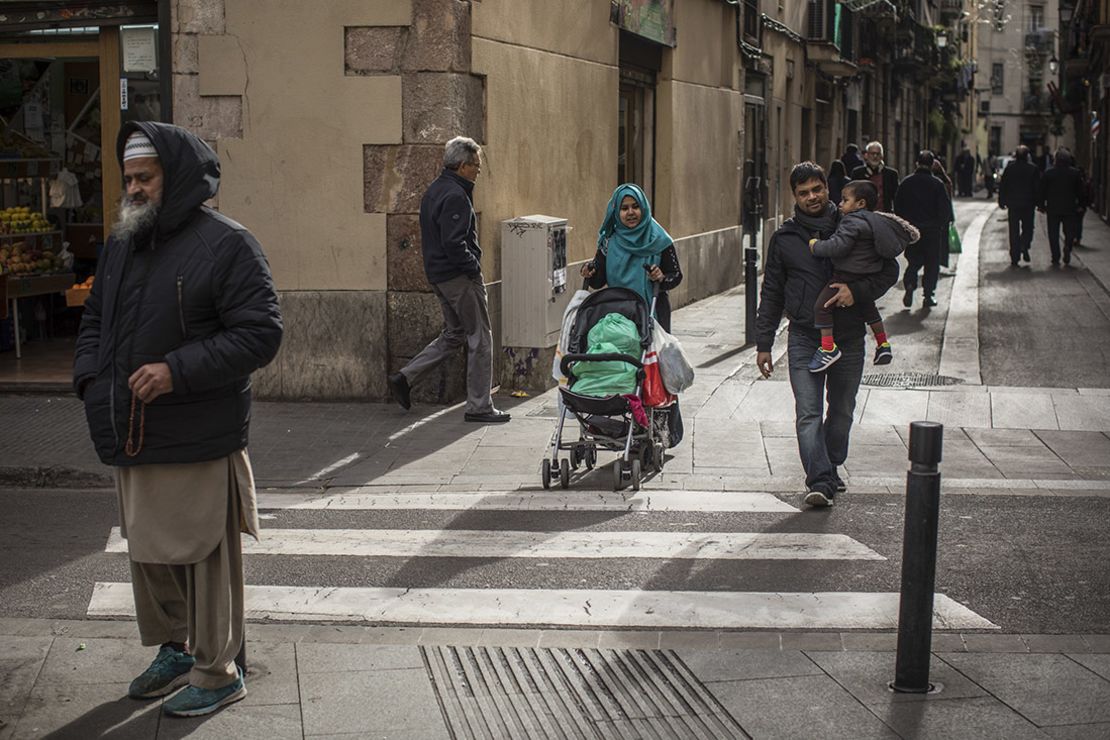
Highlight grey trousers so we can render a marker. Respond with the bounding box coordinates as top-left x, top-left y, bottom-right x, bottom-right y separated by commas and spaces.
401, 273, 494, 414
129, 488, 244, 690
